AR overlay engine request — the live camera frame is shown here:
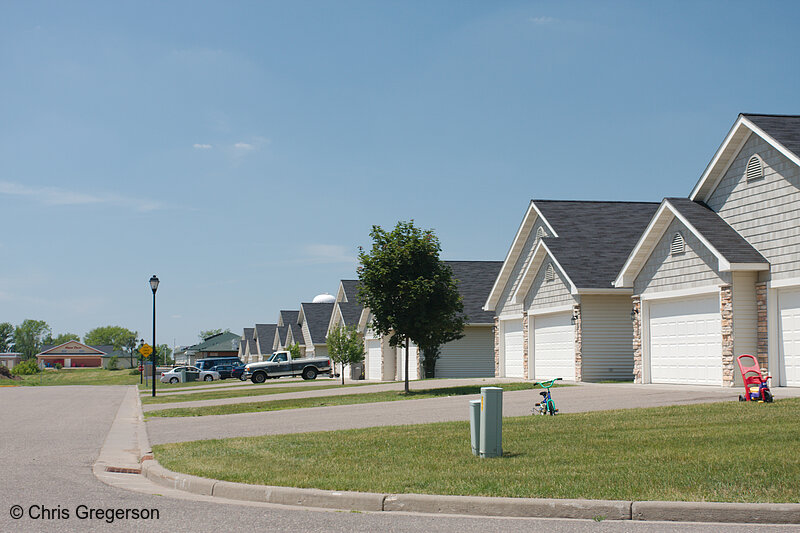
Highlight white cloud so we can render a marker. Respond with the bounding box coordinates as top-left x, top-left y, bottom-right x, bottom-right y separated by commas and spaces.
171, 314, 182, 319
0, 181, 165, 212
234, 142, 254, 151
193, 143, 213, 150
530, 16, 556, 25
